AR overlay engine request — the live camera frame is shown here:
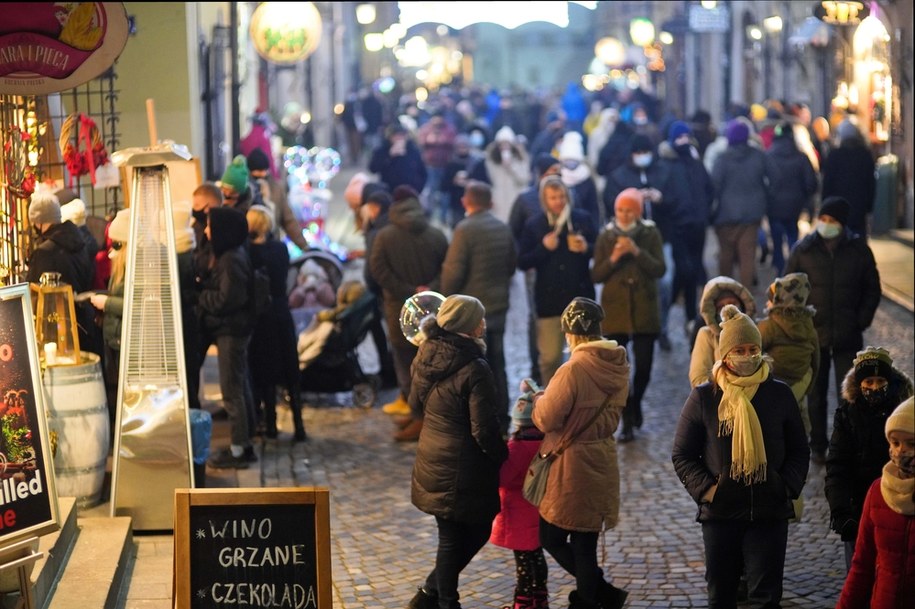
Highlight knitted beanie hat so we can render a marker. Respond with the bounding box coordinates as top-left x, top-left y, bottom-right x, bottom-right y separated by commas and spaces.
28, 183, 61, 225
436, 294, 485, 335
60, 198, 87, 226
561, 297, 604, 335
726, 119, 750, 146
819, 196, 850, 226
615, 187, 643, 215
667, 120, 691, 144
108, 208, 131, 243
767, 272, 810, 308
558, 131, 585, 161
534, 153, 560, 176
392, 185, 419, 203
718, 304, 761, 357
246, 148, 271, 171
220, 155, 249, 194
494, 125, 516, 143
854, 346, 894, 383
511, 392, 536, 426
885, 396, 914, 438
